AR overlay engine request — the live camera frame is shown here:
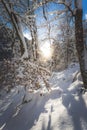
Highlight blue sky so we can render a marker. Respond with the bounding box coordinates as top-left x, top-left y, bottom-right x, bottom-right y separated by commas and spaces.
23, 1, 87, 40
82, 0, 87, 19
